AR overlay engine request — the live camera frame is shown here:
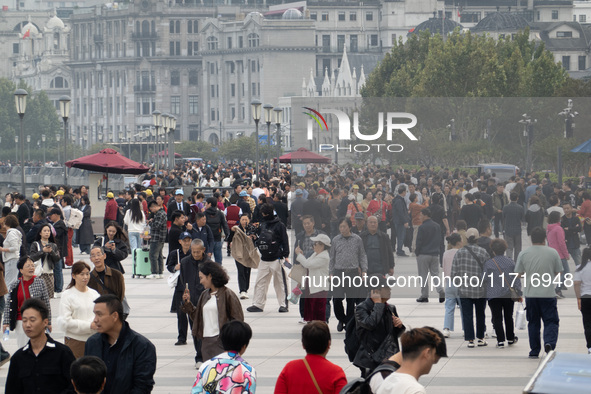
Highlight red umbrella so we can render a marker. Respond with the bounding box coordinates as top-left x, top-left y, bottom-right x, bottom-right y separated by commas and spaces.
152, 149, 182, 158
278, 147, 331, 163
65, 148, 149, 175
